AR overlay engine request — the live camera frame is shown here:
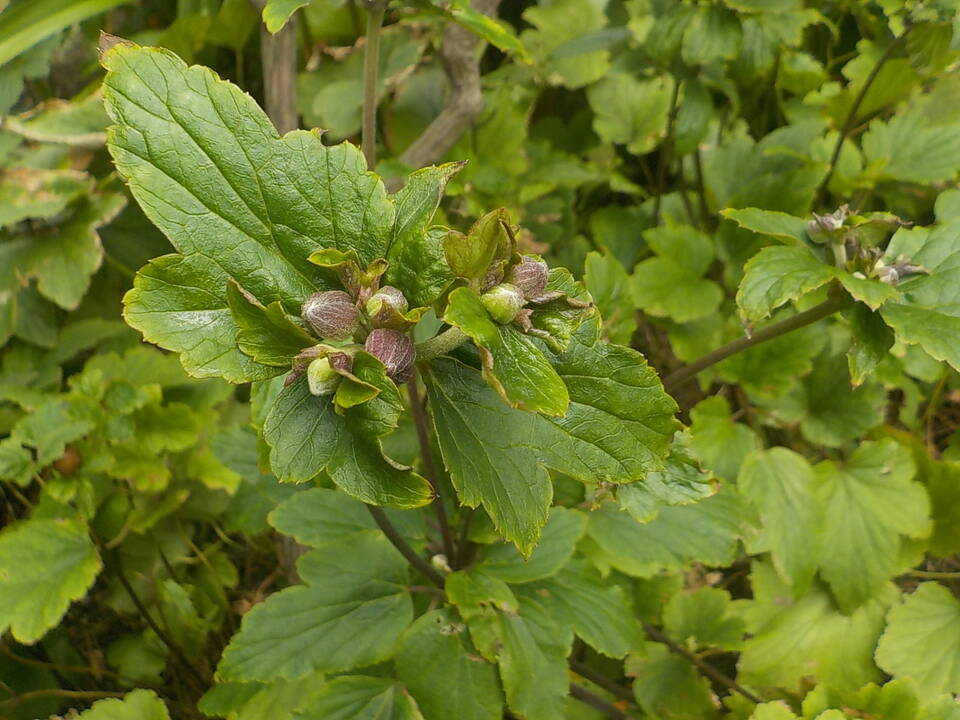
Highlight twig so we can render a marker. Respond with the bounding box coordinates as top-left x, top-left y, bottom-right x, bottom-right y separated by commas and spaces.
693, 148, 713, 231
407, 372, 456, 562
0, 688, 124, 709
0, 641, 119, 679
569, 659, 635, 702
643, 623, 762, 704
813, 26, 912, 206
455, 506, 475, 570
653, 79, 682, 226
416, 326, 469, 362
909, 569, 960, 579
569, 683, 635, 719
361, 0, 387, 168
366, 504, 446, 588
396, 0, 500, 174
663, 294, 851, 392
